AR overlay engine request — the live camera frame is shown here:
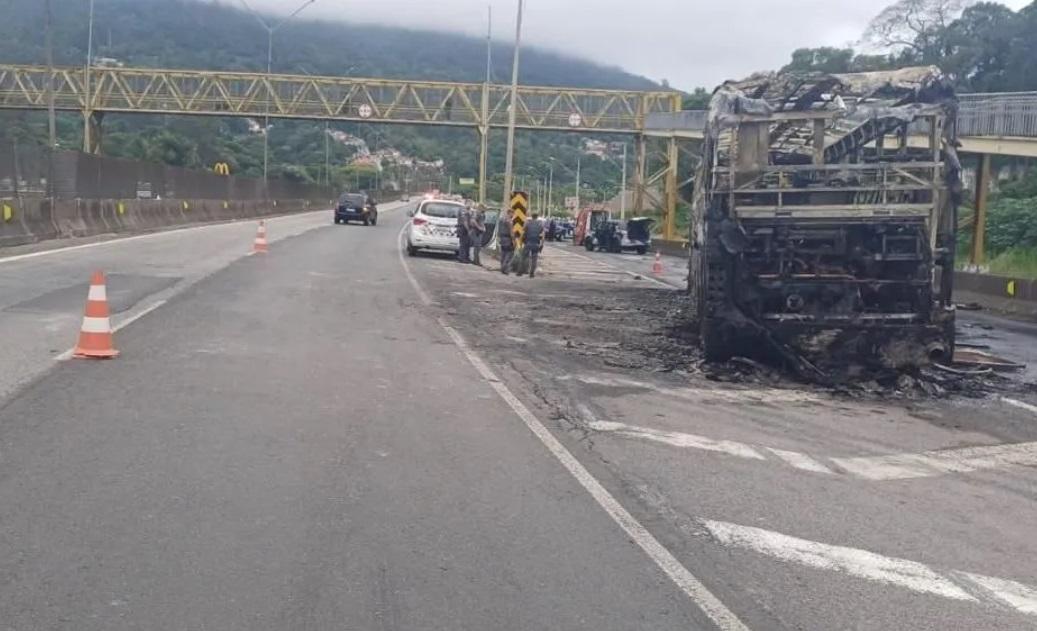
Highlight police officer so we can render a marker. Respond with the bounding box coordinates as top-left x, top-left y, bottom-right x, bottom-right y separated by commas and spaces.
523, 211, 545, 278
456, 202, 471, 263
497, 208, 516, 275
469, 204, 487, 266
